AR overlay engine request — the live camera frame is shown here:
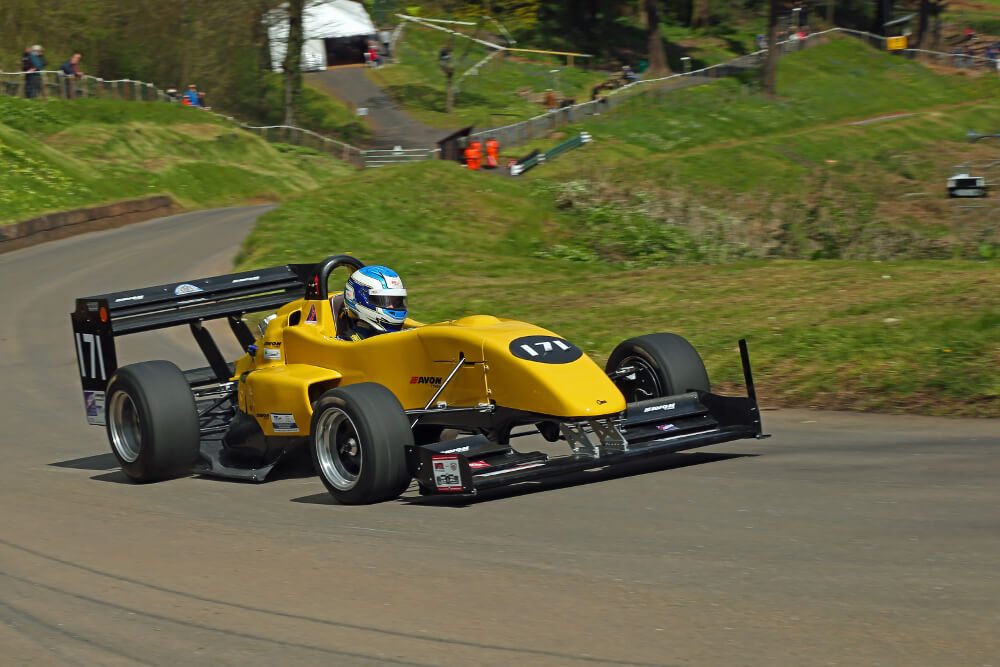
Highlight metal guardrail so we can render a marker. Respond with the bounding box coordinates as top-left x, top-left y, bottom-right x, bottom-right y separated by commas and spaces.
545, 131, 592, 160
362, 147, 438, 168
510, 132, 591, 176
